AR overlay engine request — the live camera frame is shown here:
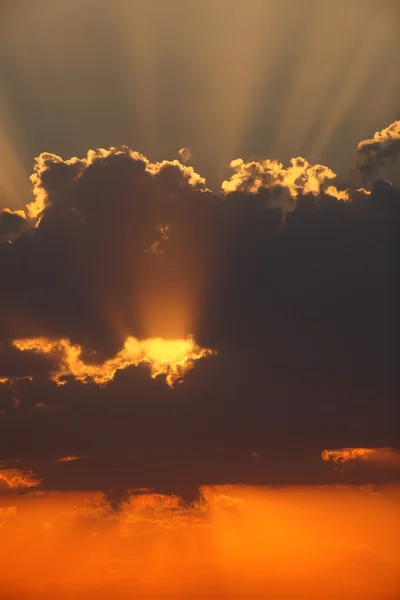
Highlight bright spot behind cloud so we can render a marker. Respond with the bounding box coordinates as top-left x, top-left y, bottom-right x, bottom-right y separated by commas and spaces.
12, 336, 214, 387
